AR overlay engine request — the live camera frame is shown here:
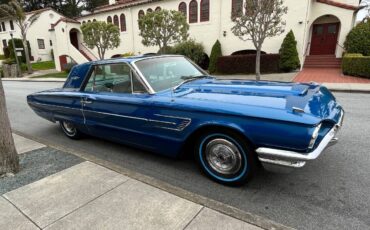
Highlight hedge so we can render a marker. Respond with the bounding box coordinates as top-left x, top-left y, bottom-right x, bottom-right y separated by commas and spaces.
342, 53, 370, 78
216, 54, 280, 74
